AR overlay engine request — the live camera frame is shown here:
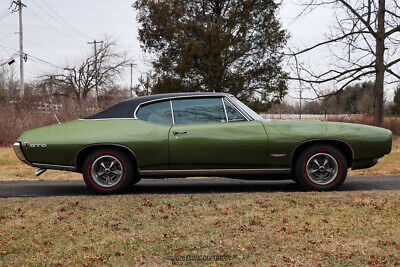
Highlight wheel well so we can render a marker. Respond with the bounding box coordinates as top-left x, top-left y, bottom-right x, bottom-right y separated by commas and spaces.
291, 140, 353, 171
75, 144, 139, 173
